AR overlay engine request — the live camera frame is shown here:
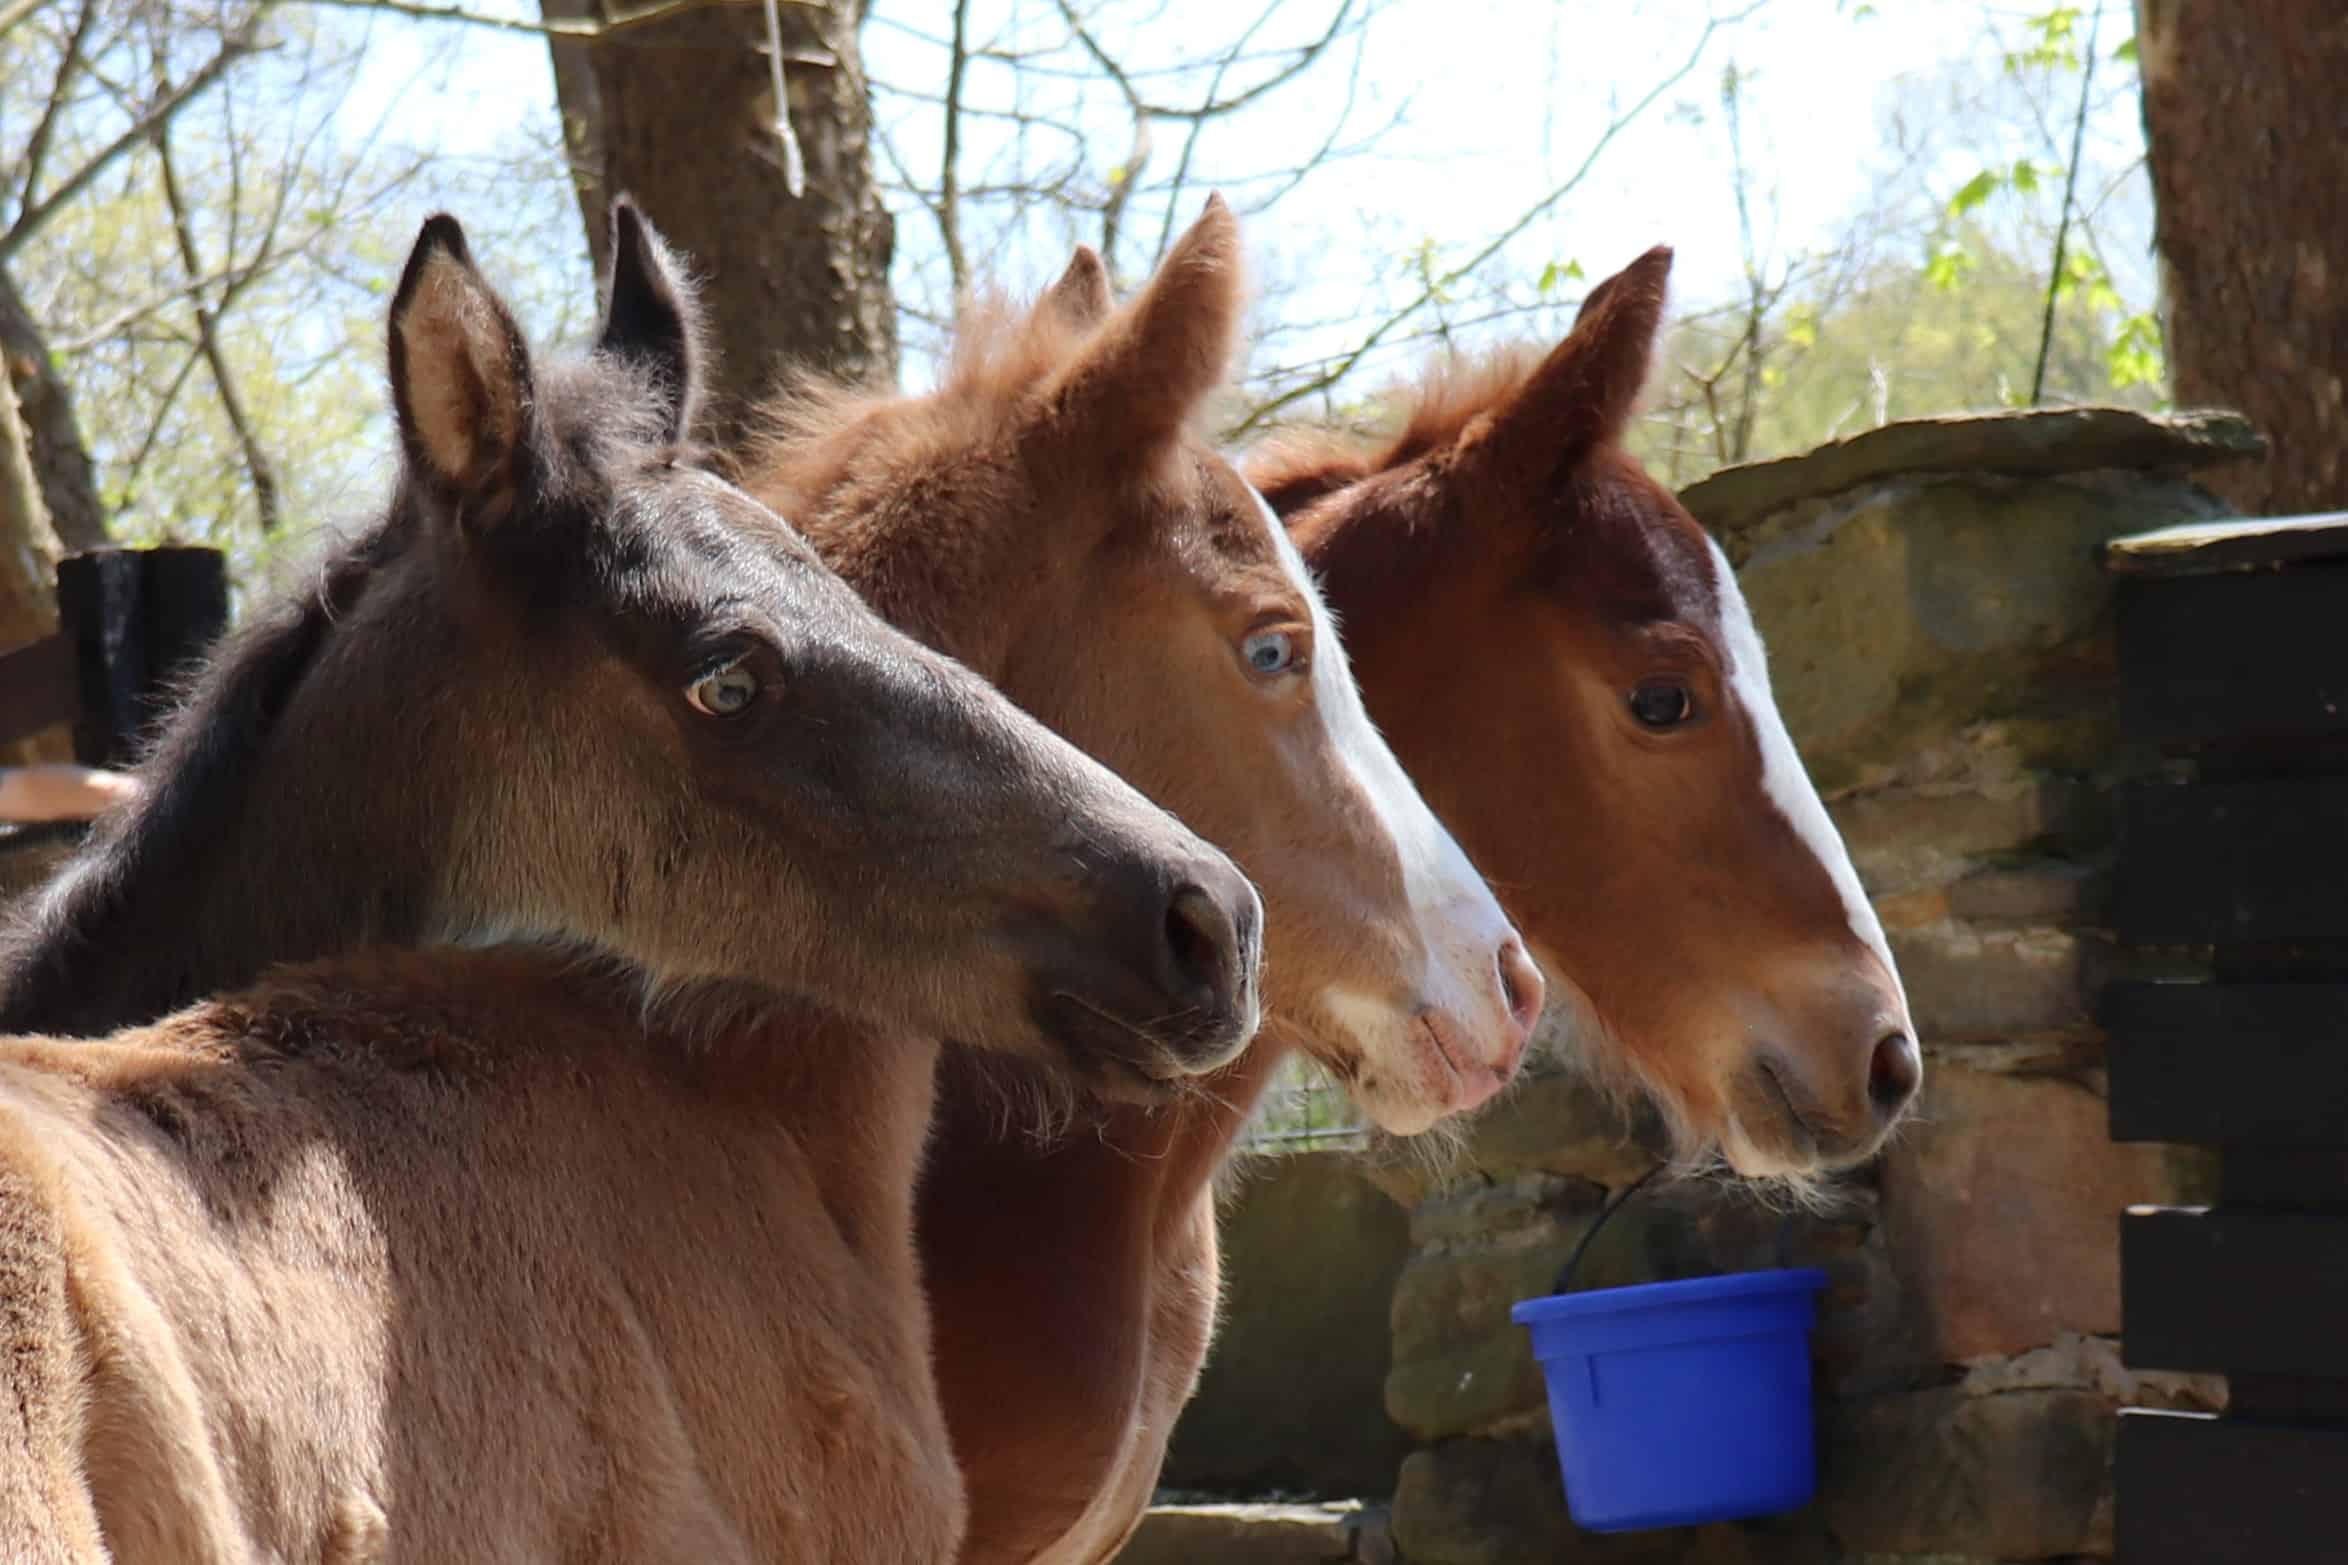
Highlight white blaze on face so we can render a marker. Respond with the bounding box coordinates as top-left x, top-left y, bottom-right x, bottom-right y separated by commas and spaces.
1253, 490, 1520, 1114
1703, 535, 1908, 1015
